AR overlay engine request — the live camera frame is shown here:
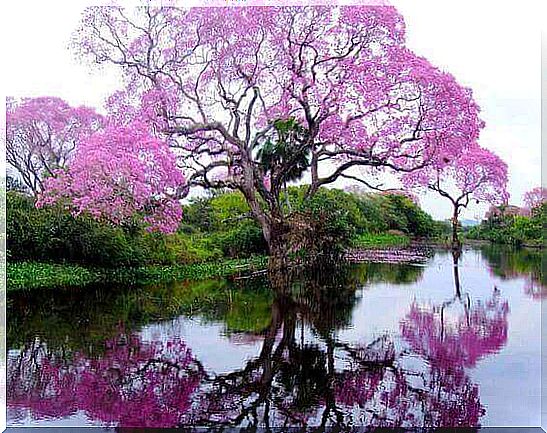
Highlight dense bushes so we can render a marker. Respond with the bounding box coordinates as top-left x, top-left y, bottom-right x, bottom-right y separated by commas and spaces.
184, 187, 440, 259
467, 204, 545, 246
288, 186, 439, 239
214, 221, 268, 257
7, 192, 205, 267
7, 187, 441, 267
